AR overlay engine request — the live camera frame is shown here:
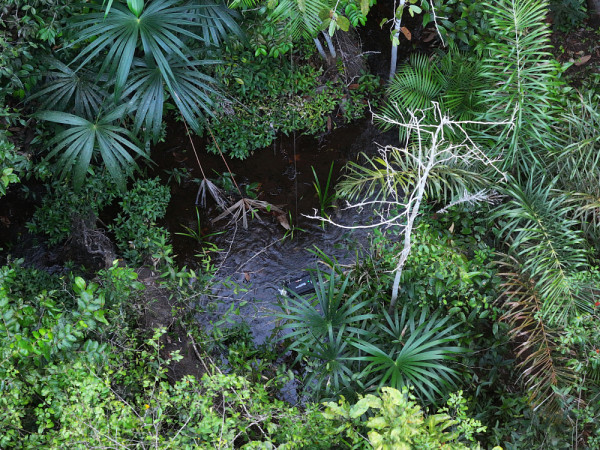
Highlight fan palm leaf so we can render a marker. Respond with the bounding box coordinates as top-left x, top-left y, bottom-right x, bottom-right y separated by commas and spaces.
27, 59, 107, 120
69, 0, 235, 98
277, 269, 375, 353
303, 326, 356, 398
191, 0, 243, 47
352, 307, 465, 405
36, 105, 147, 190
123, 56, 220, 140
